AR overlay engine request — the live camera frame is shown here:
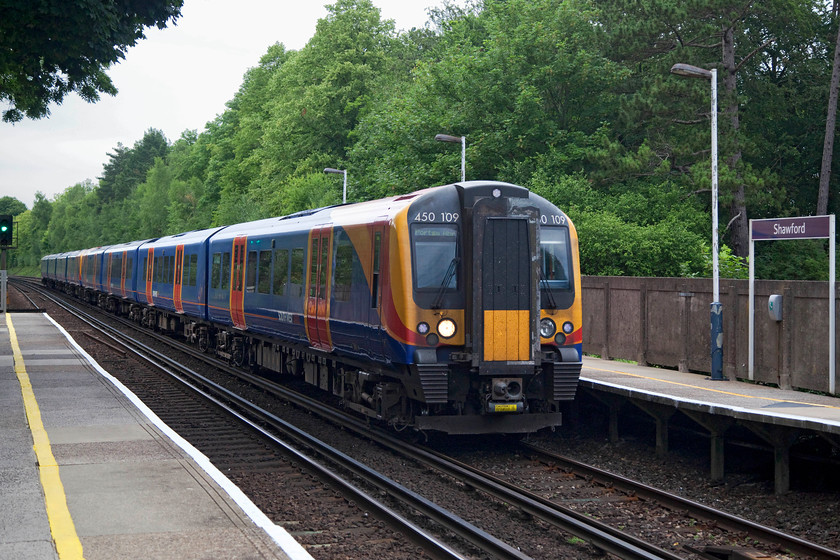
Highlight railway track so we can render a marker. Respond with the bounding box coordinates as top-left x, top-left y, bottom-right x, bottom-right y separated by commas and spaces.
516, 442, 840, 560
16, 276, 839, 559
